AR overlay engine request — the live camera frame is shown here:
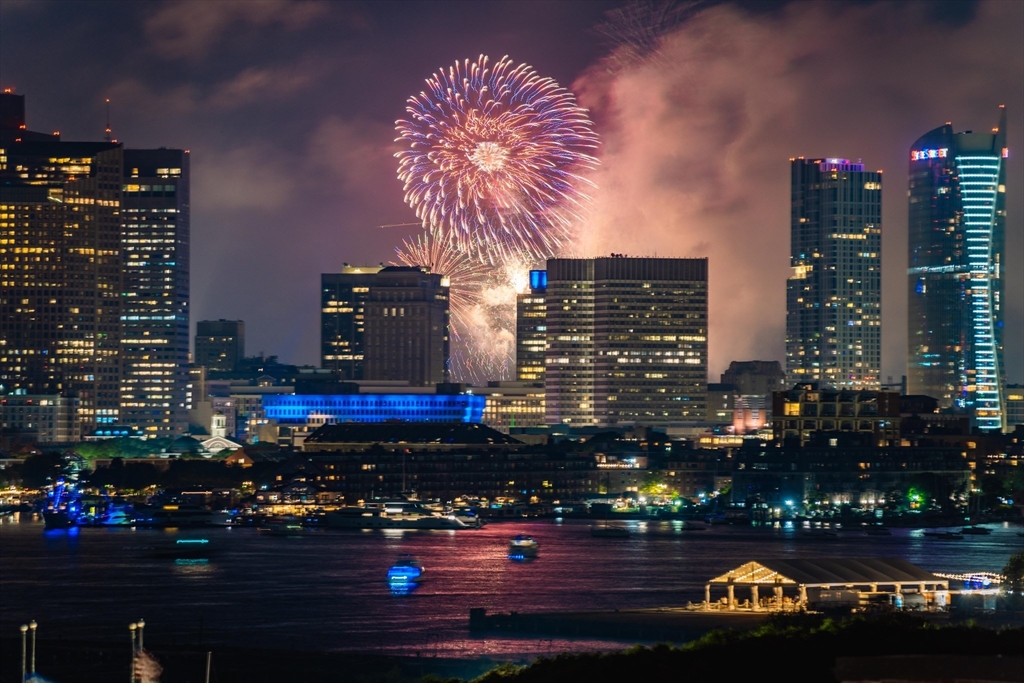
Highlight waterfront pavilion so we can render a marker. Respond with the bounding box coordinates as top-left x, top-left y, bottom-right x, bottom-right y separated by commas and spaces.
705, 558, 949, 611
